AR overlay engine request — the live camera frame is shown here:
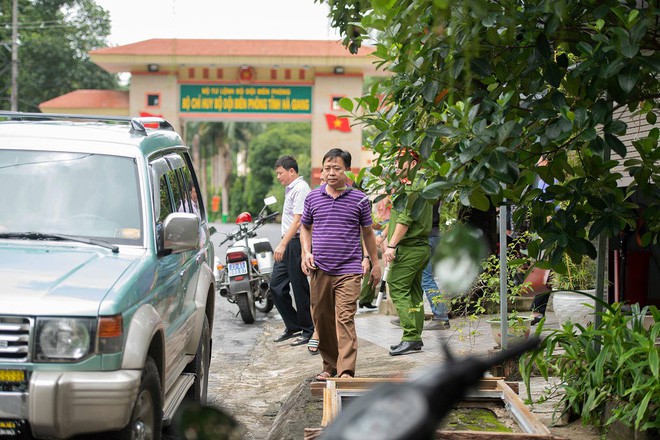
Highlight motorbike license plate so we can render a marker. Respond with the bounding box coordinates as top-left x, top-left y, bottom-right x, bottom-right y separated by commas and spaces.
227, 261, 248, 277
